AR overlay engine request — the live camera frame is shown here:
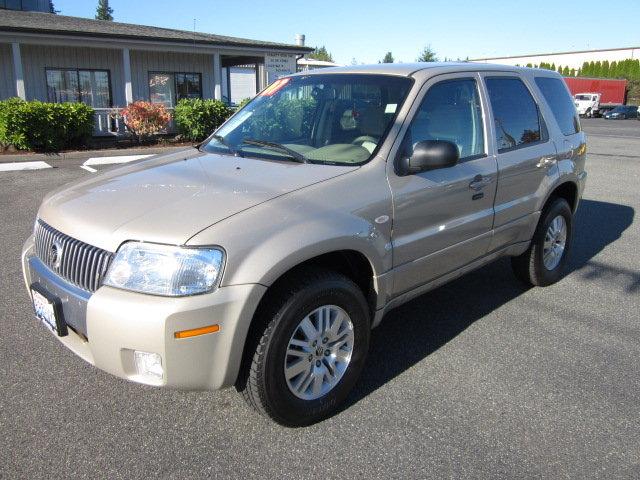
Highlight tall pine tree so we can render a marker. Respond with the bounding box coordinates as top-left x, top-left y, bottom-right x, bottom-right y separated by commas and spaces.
96, 0, 114, 21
